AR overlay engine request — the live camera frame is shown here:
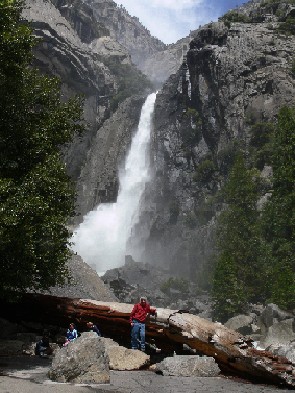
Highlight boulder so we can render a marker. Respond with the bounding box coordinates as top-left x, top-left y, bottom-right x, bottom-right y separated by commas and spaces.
101, 337, 150, 370
260, 319, 295, 347
48, 332, 110, 384
261, 303, 293, 328
0, 340, 26, 356
225, 314, 254, 335
154, 354, 220, 377
268, 342, 295, 364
